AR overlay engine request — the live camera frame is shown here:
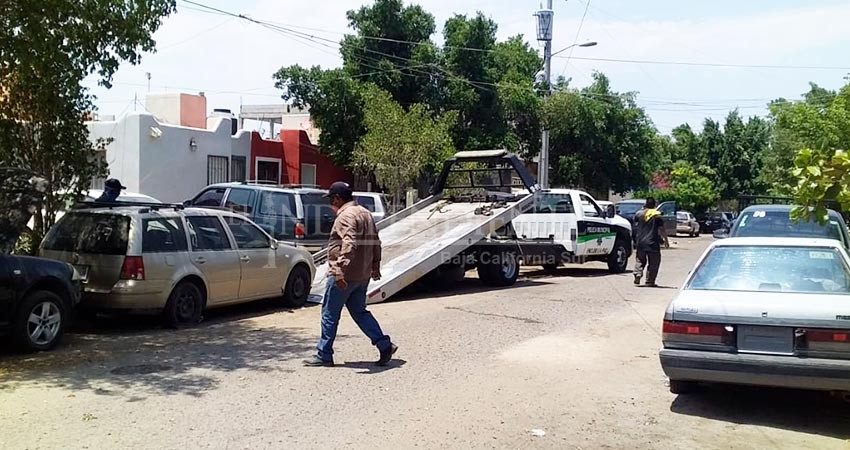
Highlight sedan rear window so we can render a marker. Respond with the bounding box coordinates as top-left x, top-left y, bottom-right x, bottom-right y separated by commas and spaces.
688, 246, 850, 294
42, 213, 130, 255
355, 195, 377, 212
733, 210, 844, 244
